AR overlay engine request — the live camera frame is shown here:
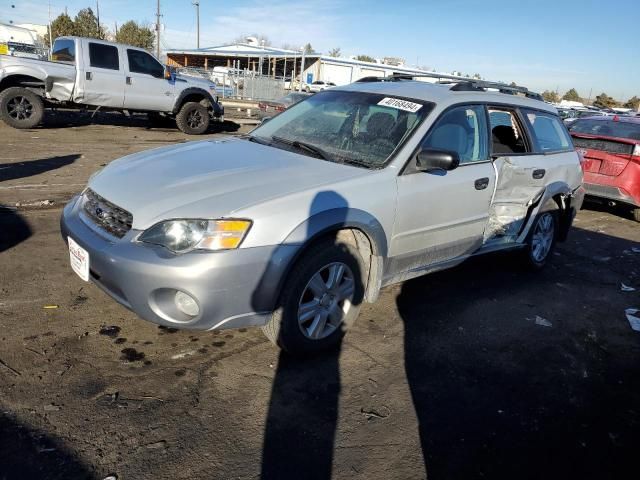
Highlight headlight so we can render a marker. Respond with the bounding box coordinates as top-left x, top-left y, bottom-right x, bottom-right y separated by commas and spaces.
139, 219, 251, 253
